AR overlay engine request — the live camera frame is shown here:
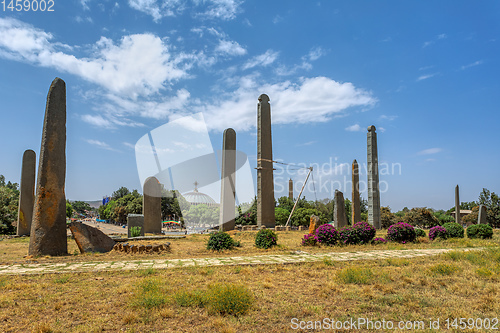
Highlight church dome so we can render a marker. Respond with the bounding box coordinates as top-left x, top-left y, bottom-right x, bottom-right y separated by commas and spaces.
183, 182, 217, 206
